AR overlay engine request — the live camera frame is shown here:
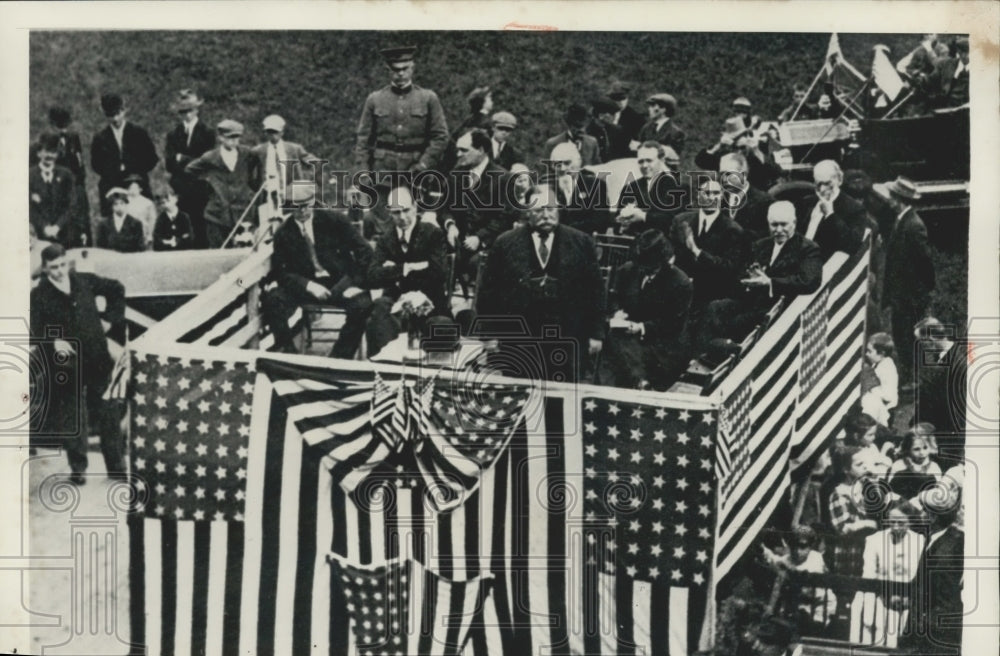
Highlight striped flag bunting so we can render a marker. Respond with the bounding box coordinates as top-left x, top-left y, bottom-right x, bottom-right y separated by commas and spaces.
329, 554, 490, 656
799, 287, 830, 397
